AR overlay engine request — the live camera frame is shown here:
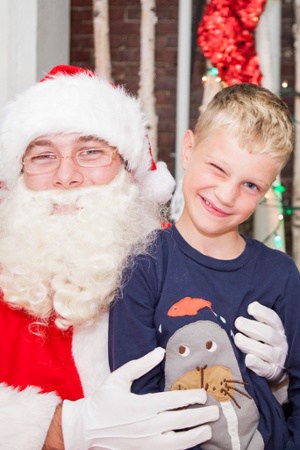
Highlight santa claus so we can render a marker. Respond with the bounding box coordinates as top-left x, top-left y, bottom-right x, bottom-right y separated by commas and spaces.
0, 65, 288, 449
